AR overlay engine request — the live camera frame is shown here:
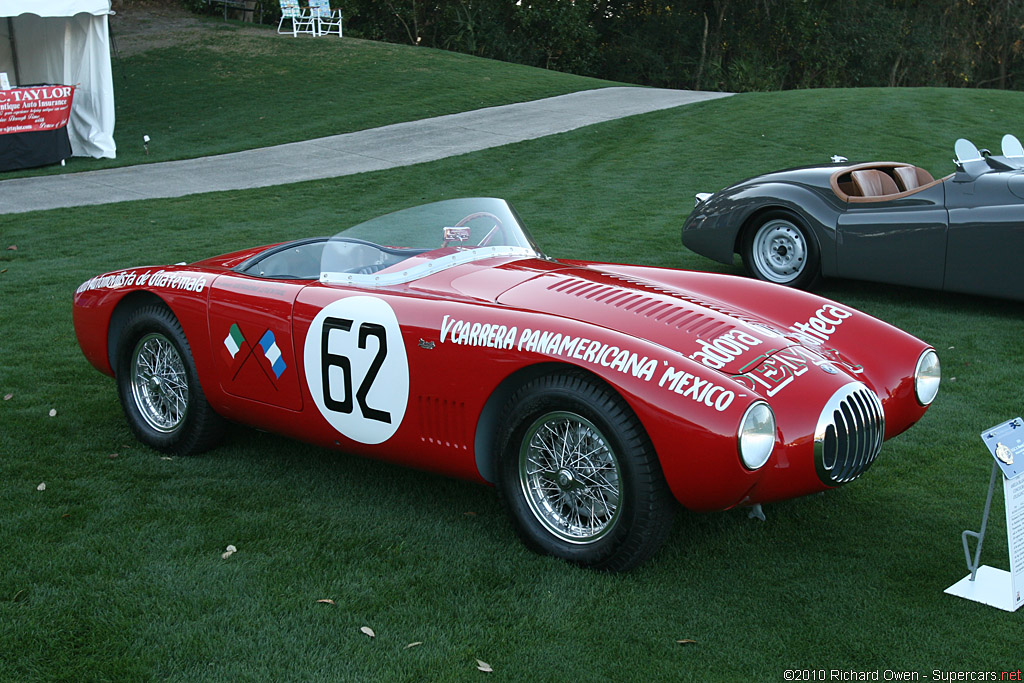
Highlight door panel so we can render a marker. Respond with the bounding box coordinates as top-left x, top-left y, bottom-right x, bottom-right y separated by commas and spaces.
208, 275, 307, 411
945, 177, 1024, 299
836, 182, 948, 290
292, 283, 487, 480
